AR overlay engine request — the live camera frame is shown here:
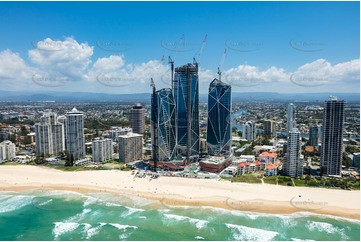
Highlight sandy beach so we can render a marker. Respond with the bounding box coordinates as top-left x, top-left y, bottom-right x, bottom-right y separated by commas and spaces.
0, 165, 359, 220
